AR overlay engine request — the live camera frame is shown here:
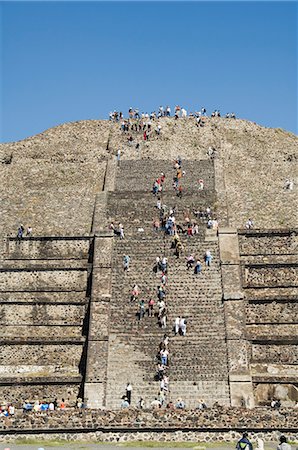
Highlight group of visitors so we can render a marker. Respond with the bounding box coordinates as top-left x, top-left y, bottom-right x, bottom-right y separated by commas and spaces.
174, 316, 187, 335
16, 224, 32, 239
109, 221, 125, 239
109, 106, 237, 122
0, 397, 85, 417
22, 398, 69, 412
0, 403, 15, 417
